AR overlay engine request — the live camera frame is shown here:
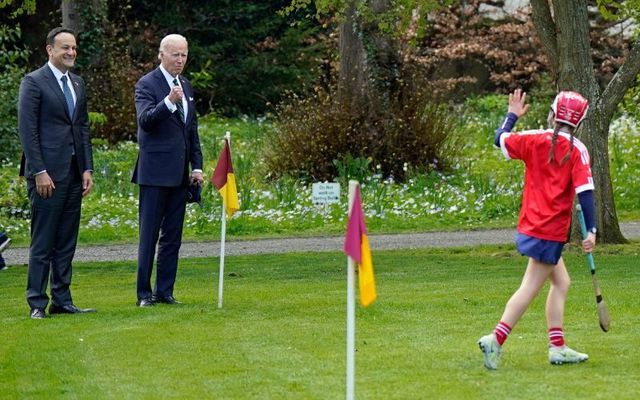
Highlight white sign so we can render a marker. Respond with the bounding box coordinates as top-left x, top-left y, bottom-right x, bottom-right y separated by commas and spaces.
312, 182, 341, 205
